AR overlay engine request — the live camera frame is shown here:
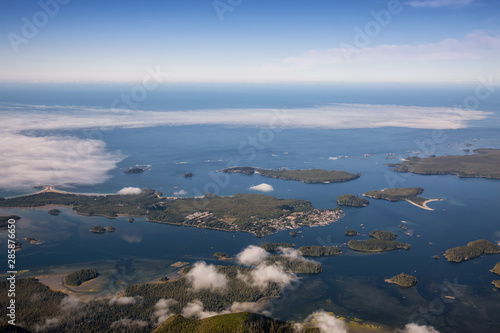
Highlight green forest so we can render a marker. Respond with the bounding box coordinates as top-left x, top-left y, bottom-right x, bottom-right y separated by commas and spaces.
336, 194, 369, 207
0, 190, 328, 237
63, 269, 99, 286
389, 148, 500, 179
298, 246, 341, 257
221, 167, 360, 183
388, 273, 418, 288
348, 239, 410, 252
444, 239, 500, 262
